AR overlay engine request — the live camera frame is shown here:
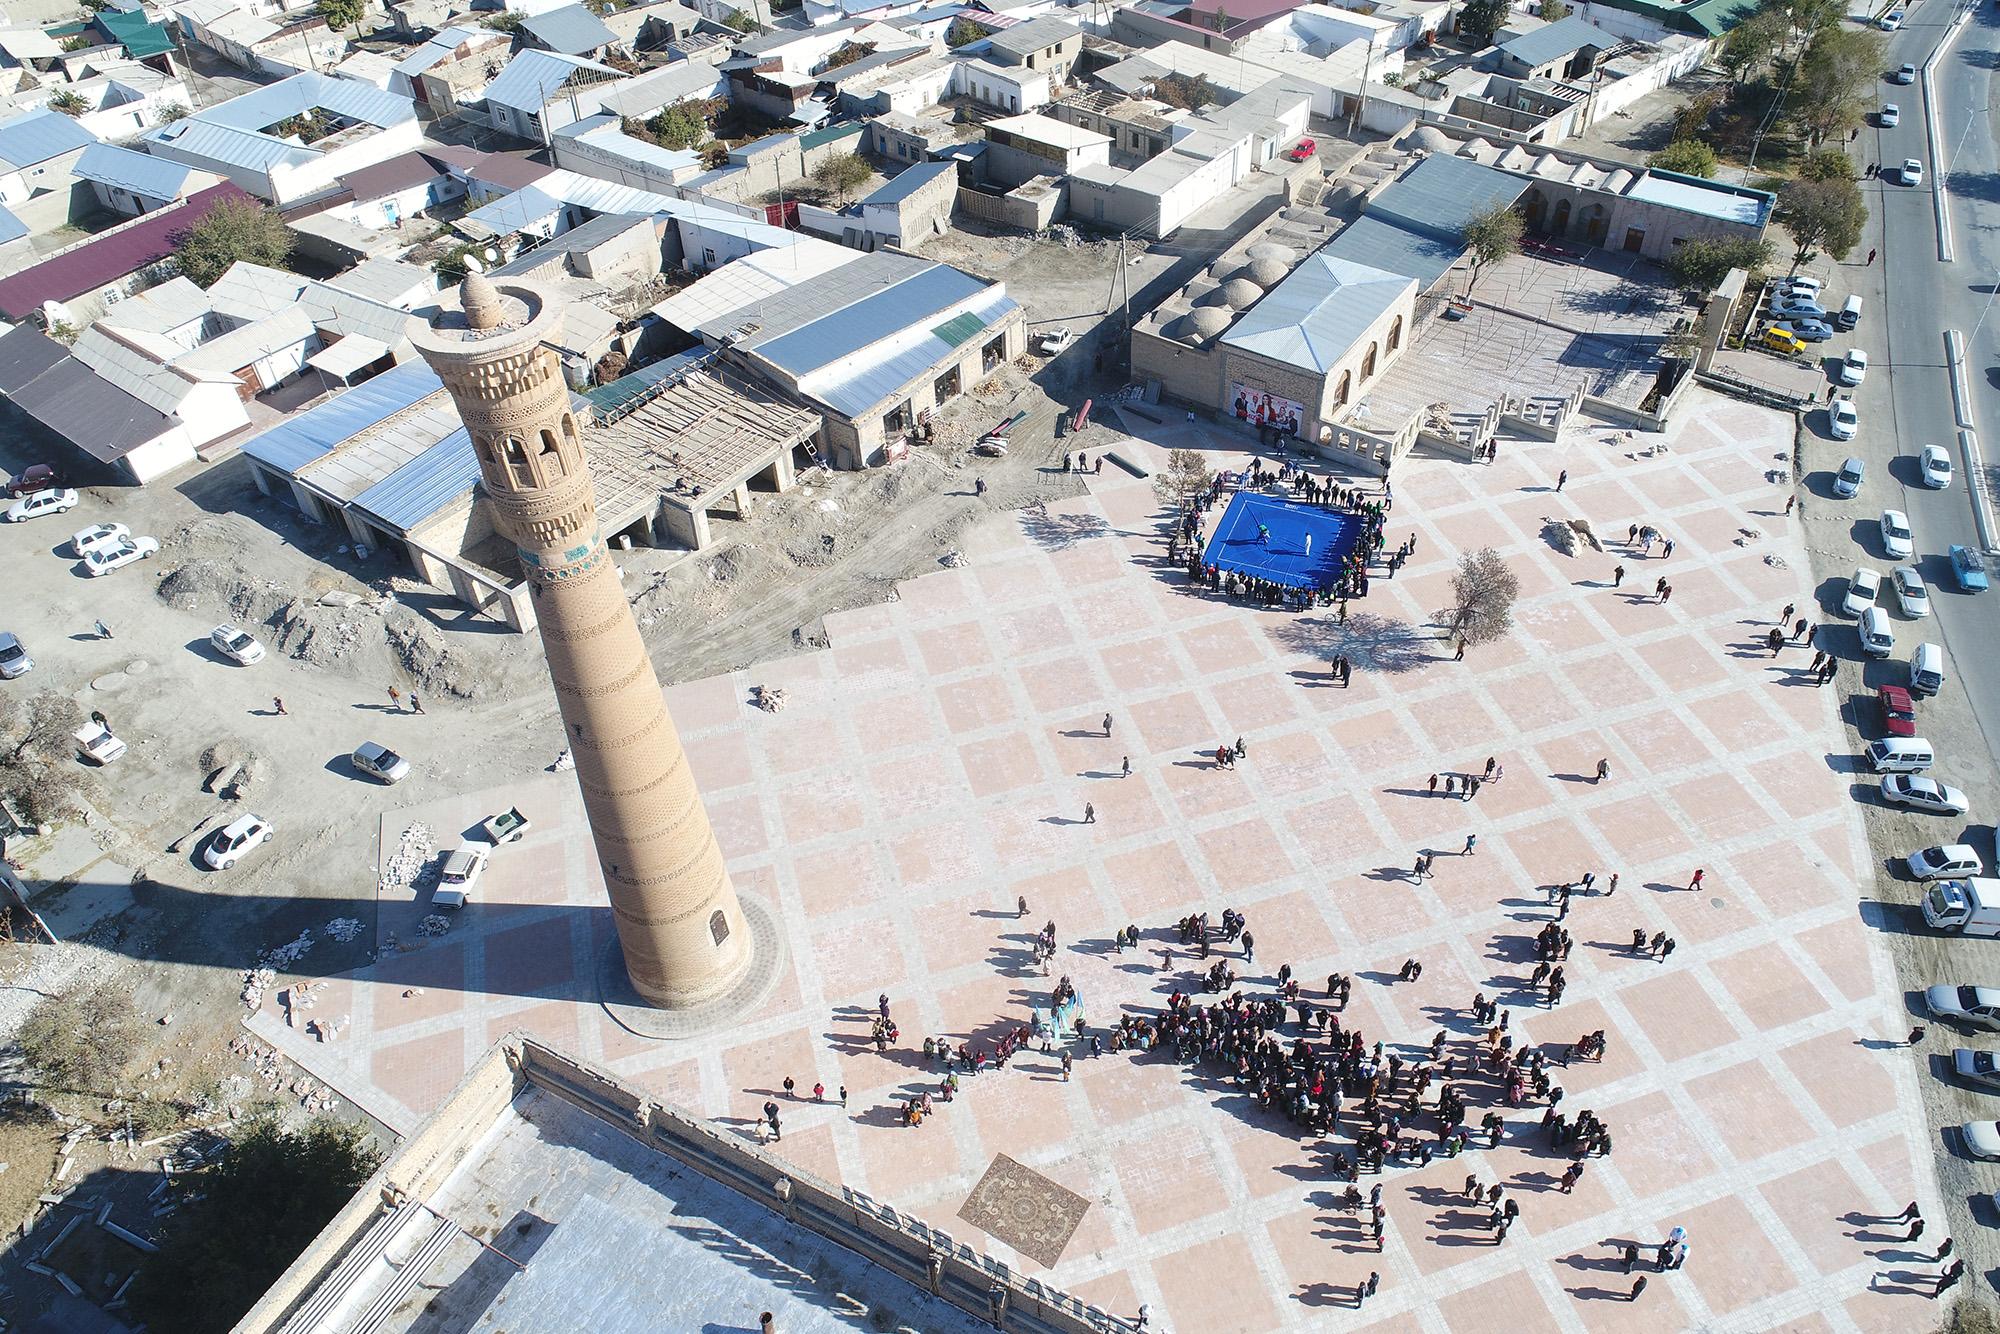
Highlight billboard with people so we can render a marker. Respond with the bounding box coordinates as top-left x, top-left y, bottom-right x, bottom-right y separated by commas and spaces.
1230, 382, 1303, 437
